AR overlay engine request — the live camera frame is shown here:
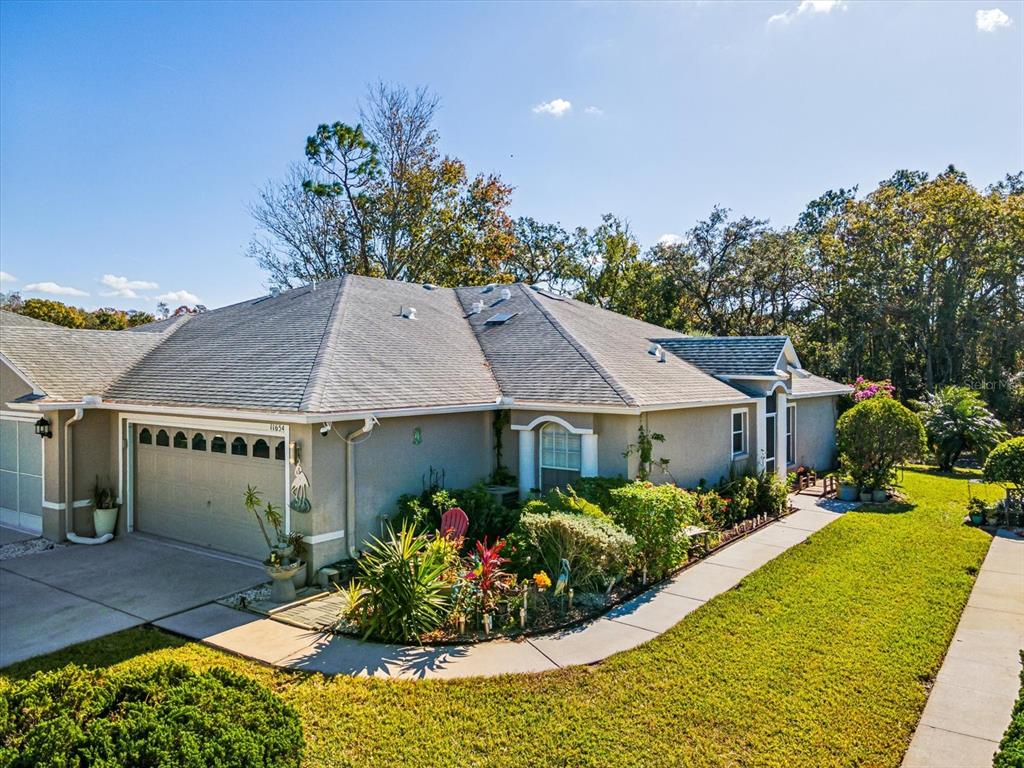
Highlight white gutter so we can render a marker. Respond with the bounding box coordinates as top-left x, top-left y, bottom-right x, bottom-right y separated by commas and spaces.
63, 405, 113, 545
344, 416, 378, 560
